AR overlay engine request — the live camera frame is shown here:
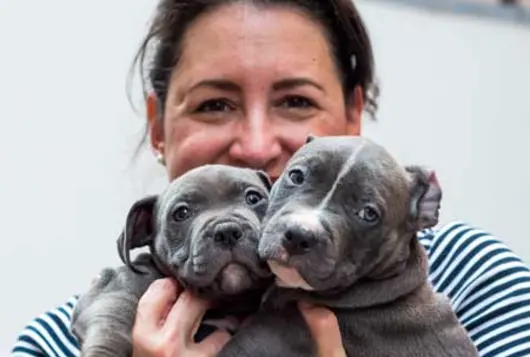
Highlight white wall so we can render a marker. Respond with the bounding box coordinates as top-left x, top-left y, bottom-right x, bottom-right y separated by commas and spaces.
0, 0, 529, 353
359, 1, 530, 262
